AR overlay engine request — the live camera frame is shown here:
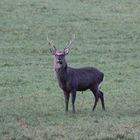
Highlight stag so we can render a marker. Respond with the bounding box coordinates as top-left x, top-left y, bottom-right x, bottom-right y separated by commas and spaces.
48, 35, 105, 113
